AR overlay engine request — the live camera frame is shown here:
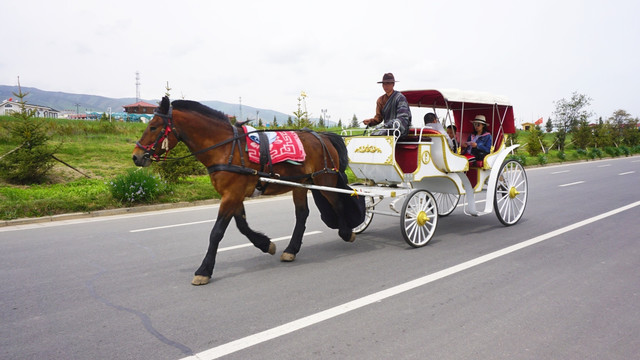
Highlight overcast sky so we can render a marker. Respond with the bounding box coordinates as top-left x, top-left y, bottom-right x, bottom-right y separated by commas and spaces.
2, 0, 639, 125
